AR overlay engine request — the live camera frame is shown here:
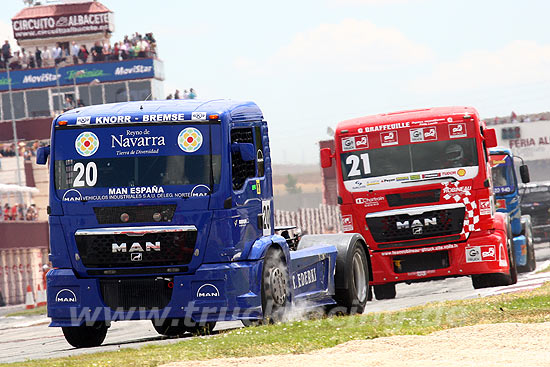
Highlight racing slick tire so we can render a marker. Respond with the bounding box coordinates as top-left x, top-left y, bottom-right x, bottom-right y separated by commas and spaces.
261, 247, 290, 323
330, 240, 369, 314
472, 220, 518, 289
62, 322, 108, 348
373, 283, 397, 300
518, 222, 536, 273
